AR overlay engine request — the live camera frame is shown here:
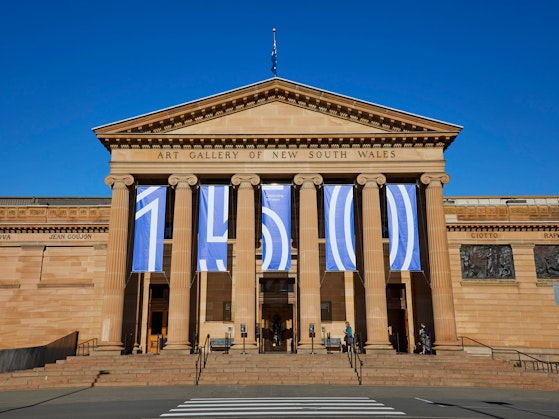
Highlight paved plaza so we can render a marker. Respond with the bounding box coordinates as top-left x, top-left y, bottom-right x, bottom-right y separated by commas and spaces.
0, 385, 558, 418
